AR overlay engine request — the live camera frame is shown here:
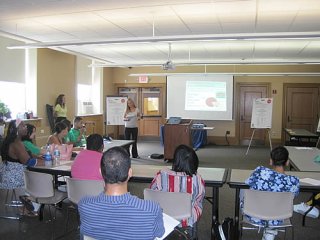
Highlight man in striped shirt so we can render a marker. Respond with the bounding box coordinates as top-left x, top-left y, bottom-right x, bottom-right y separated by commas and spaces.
78, 146, 165, 240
